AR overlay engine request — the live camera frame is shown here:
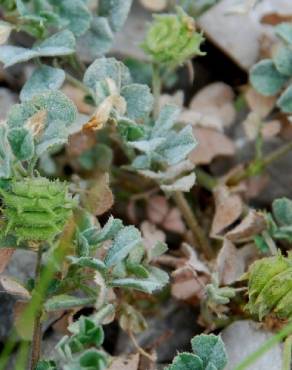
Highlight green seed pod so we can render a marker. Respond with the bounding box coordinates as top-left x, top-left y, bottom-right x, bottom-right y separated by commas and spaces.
246, 254, 292, 320
142, 7, 204, 66
0, 177, 74, 243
